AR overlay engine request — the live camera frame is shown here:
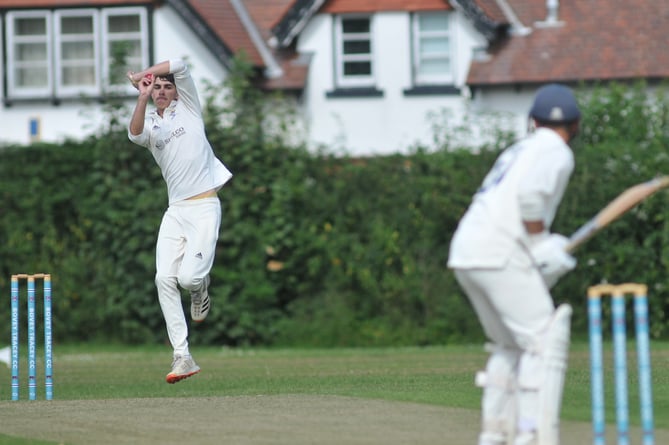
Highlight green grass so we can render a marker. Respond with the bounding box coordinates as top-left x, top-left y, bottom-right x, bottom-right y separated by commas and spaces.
0, 342, 667, 444
0, 439, 53, 445
0, 344, 484, 405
